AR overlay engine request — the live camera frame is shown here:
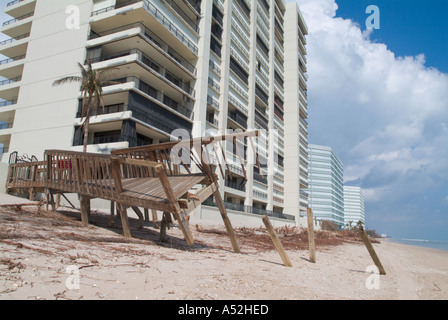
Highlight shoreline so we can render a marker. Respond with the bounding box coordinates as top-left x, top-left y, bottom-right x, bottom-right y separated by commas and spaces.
377, 238, 448, 254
